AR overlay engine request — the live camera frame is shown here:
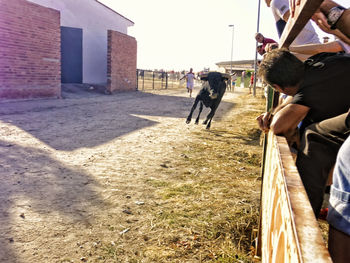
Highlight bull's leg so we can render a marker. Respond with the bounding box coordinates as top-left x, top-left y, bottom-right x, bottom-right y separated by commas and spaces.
204, 106, 218, 129
204, 93, 225, 129
206, 117, 213, 129
186, 97, 200, 124
195, 102, 203, 124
